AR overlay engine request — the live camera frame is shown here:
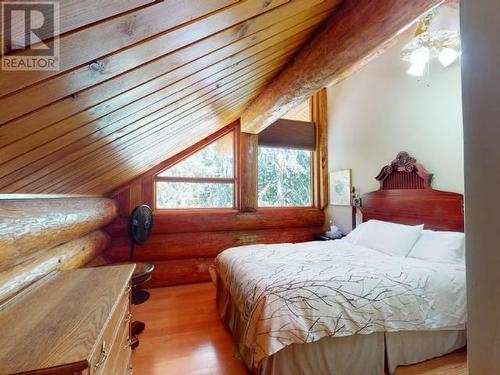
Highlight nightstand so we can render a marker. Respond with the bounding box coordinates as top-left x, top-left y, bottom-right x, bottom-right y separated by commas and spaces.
314, 233, 345, 241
